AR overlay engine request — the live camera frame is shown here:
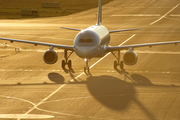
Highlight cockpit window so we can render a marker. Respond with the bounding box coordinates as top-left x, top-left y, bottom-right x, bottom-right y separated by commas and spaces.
79, 39, 85, 43
79, 39, 93, 43
86, 39, 92, 43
